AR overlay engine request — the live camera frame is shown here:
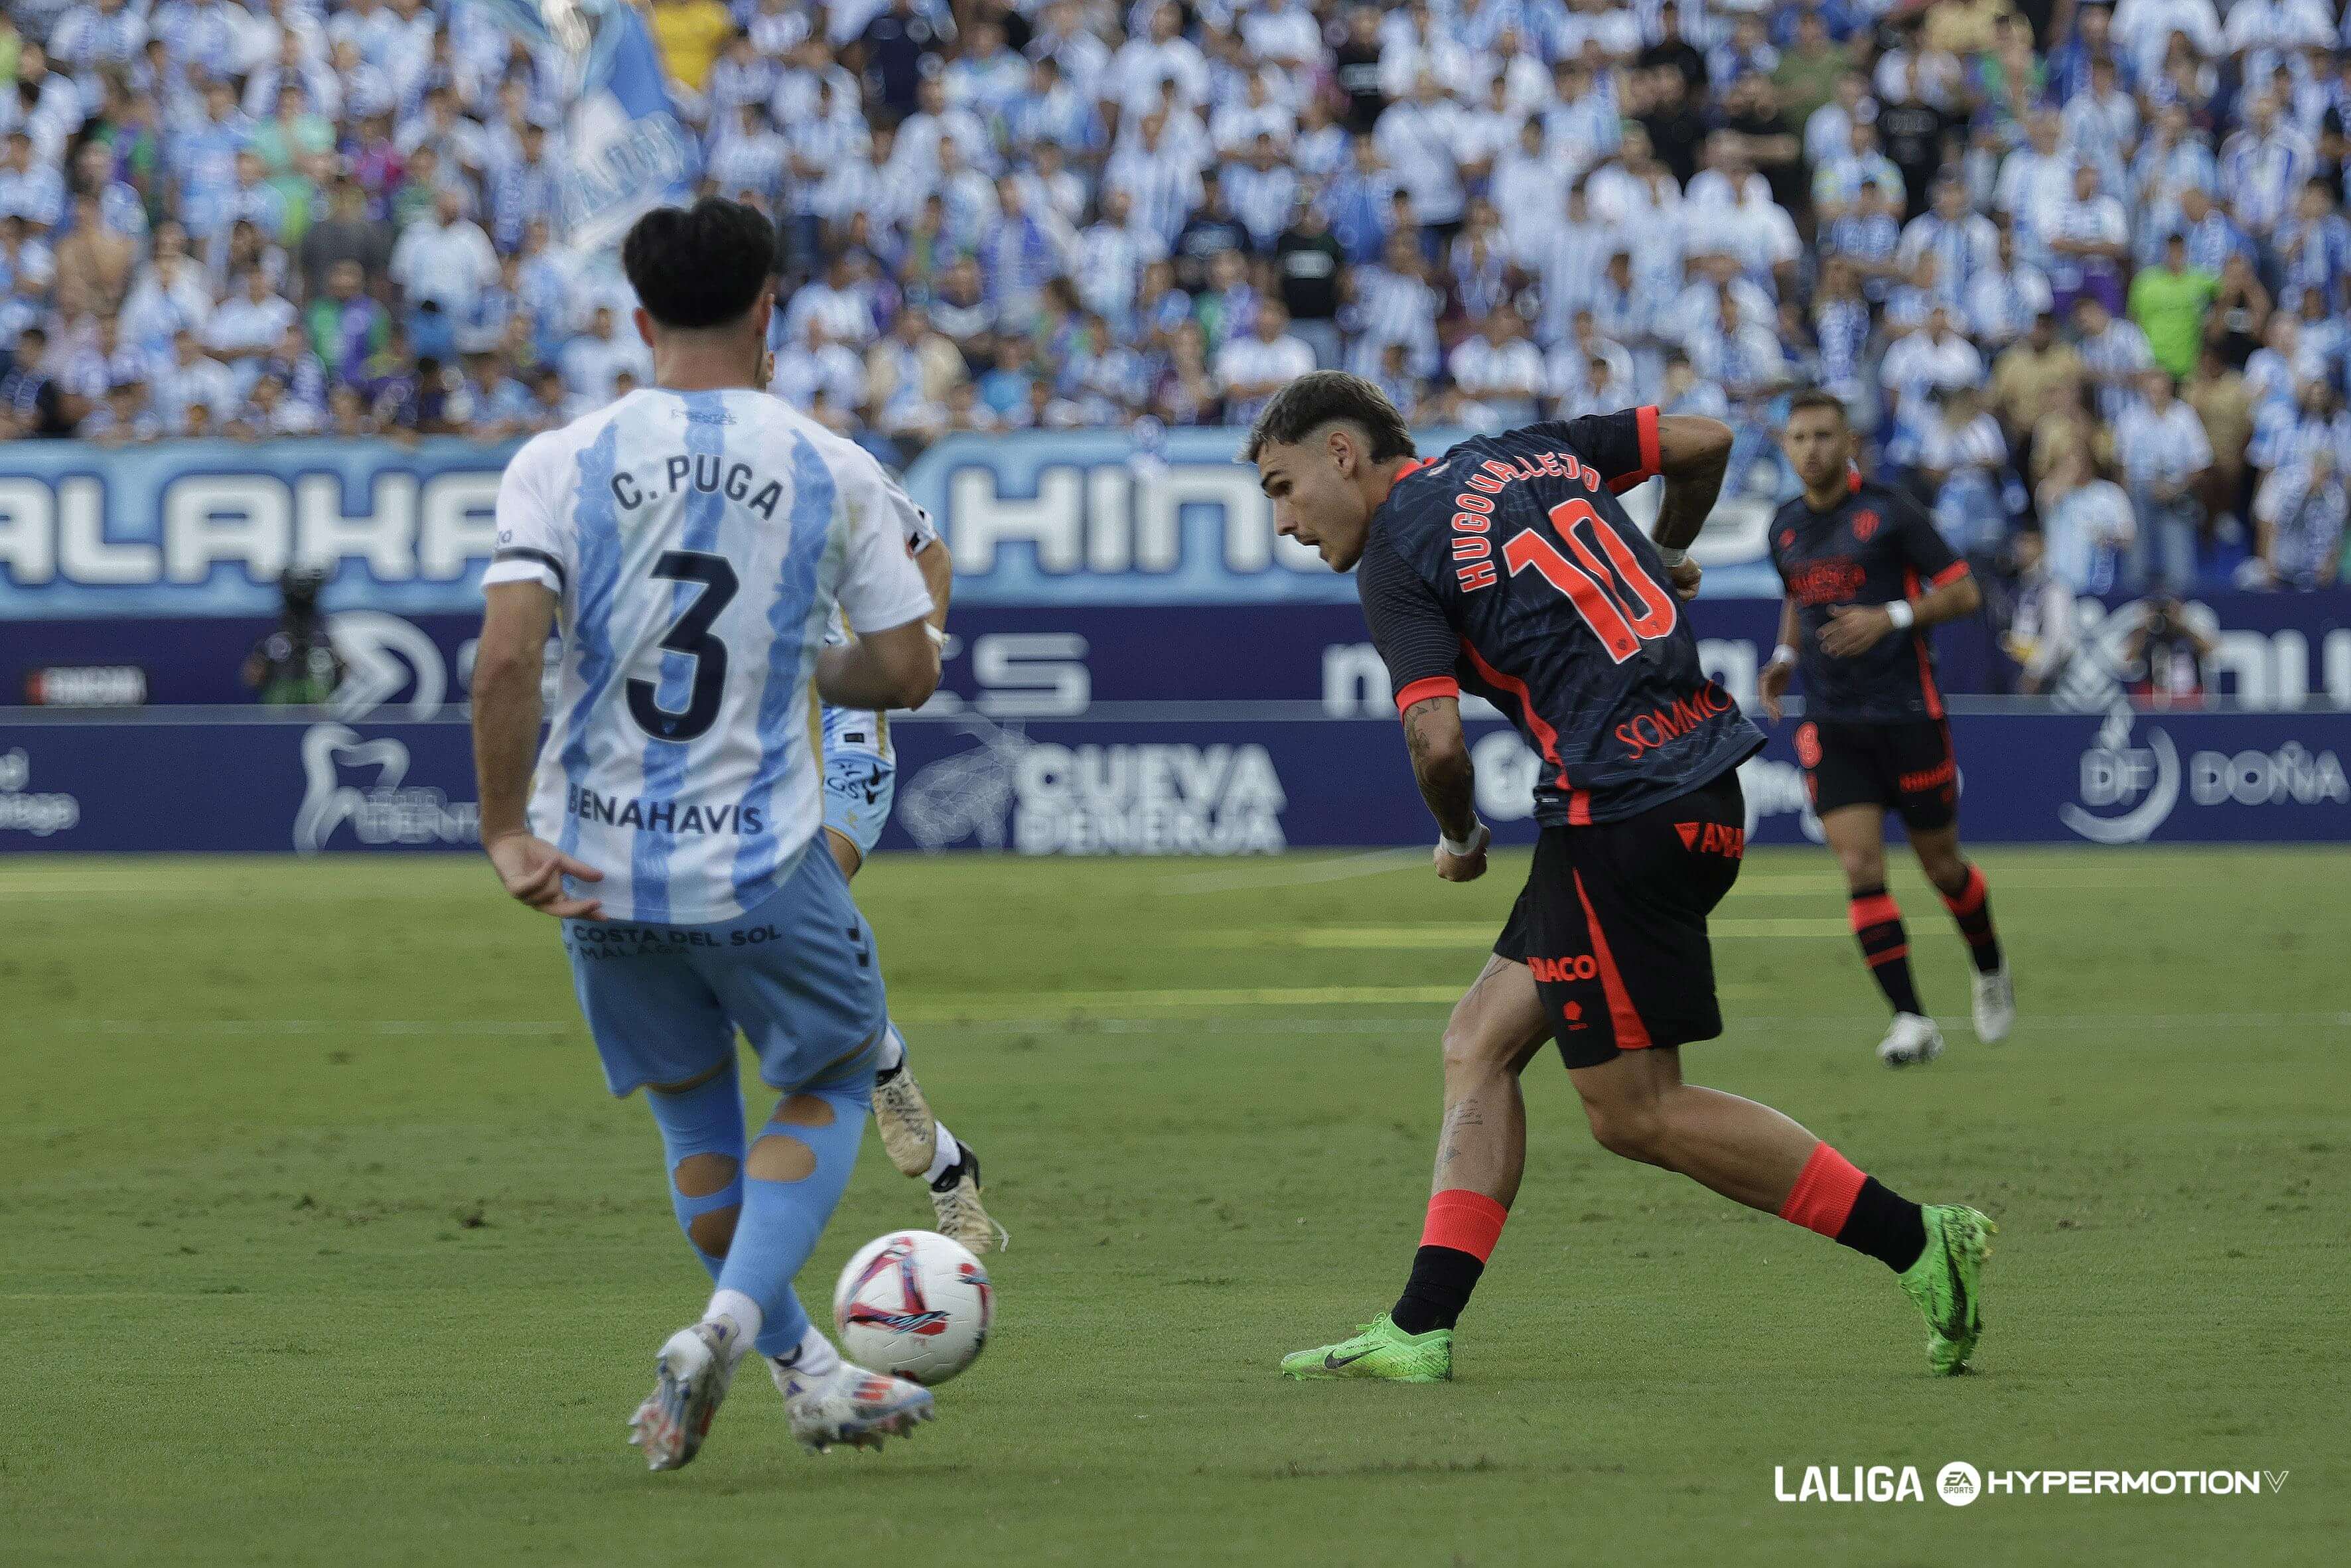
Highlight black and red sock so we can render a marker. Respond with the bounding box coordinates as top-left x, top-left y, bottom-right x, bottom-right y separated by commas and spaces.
1938, 865, 2003, 975
1849, 885, 1924, 1015
1391, 1190, 1508, 1334
1778, 1142, 1926, 1272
